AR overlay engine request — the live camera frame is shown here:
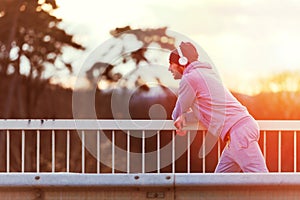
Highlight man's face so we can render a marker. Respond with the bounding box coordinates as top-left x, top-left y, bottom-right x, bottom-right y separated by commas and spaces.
168, 62, 183, 80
